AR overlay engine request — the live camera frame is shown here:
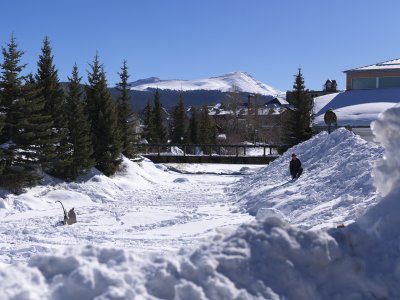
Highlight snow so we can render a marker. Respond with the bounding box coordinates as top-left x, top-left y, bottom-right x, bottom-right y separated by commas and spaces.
0, 158, 256, 265
345, 58, 400, 71
1, 104, 400, 298
313, 88, 400, 126
231, 127, 383, 230
129, 72, 282, 96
